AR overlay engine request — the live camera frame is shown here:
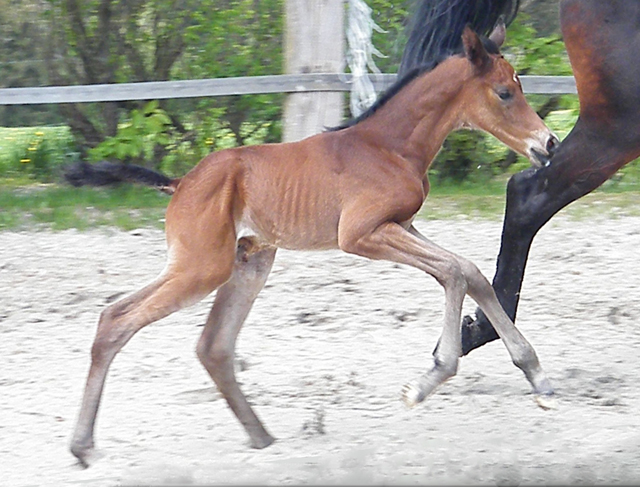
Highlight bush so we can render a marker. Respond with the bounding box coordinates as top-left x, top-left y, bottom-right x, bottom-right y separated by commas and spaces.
0, 126, 79, 184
